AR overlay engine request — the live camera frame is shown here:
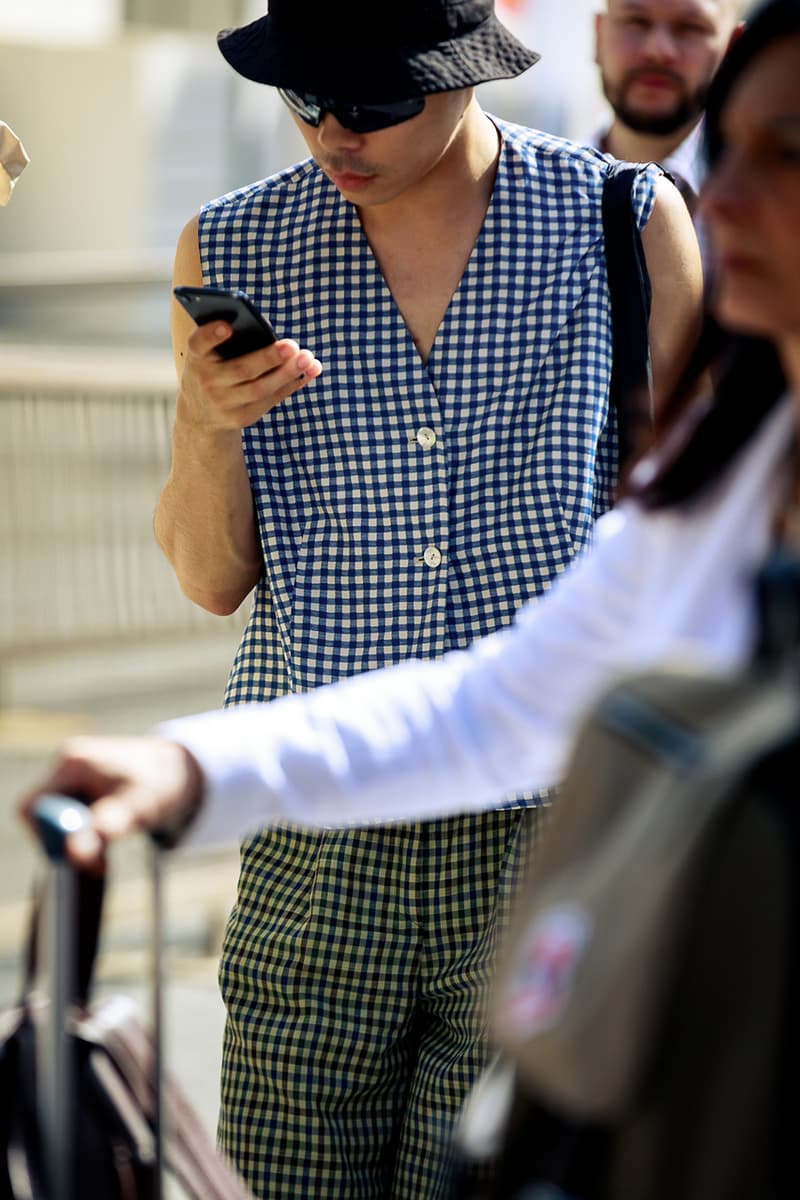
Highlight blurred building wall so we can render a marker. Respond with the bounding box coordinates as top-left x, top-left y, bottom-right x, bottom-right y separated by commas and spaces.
485, 0, 605, 137
0, 2, 306, 348
0, 0, 123, 44
0, 4, 307, 256
0, 36, 233, 257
